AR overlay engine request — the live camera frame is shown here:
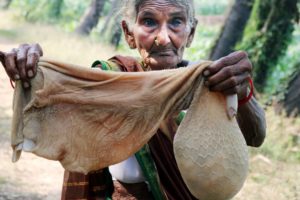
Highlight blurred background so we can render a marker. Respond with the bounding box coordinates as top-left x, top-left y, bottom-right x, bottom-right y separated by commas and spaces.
0, 0, 299, 199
